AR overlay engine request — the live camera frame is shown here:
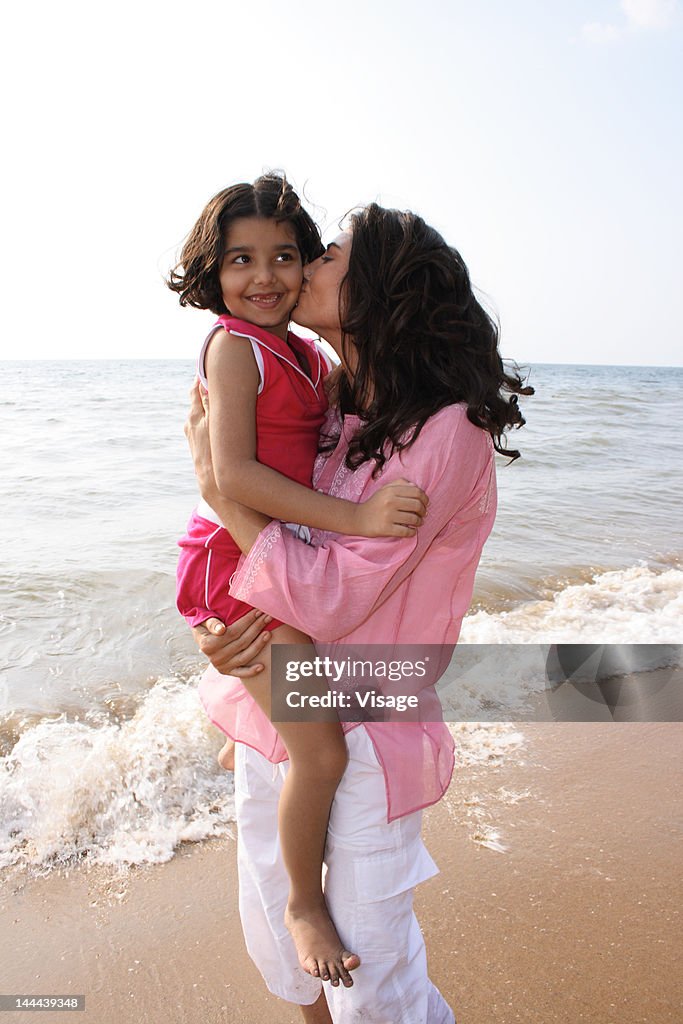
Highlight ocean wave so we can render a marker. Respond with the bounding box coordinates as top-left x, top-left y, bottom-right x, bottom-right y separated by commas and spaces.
0, 676, 234, 873
461, 564, 683, 644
